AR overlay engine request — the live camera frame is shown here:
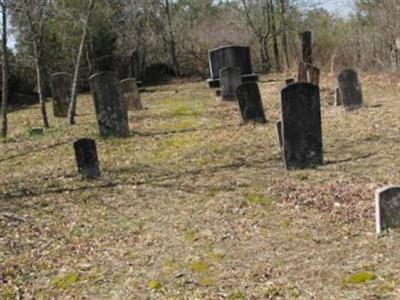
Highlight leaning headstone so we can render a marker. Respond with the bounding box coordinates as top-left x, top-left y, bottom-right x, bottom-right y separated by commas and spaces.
207, 45, 258, 88
281, 83, 323, 170
338, 69, 363, 111
219, 67, 242, 101
276, 120, 283, 148
73, 138, 101, 179
300, 31, 313, 65
118, 78, 142, 111
50, 72, 72, 117
375, 186, 400, 234
236, 82, 267, 124
335, 88, 342, 106
89, 72, 129, 137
